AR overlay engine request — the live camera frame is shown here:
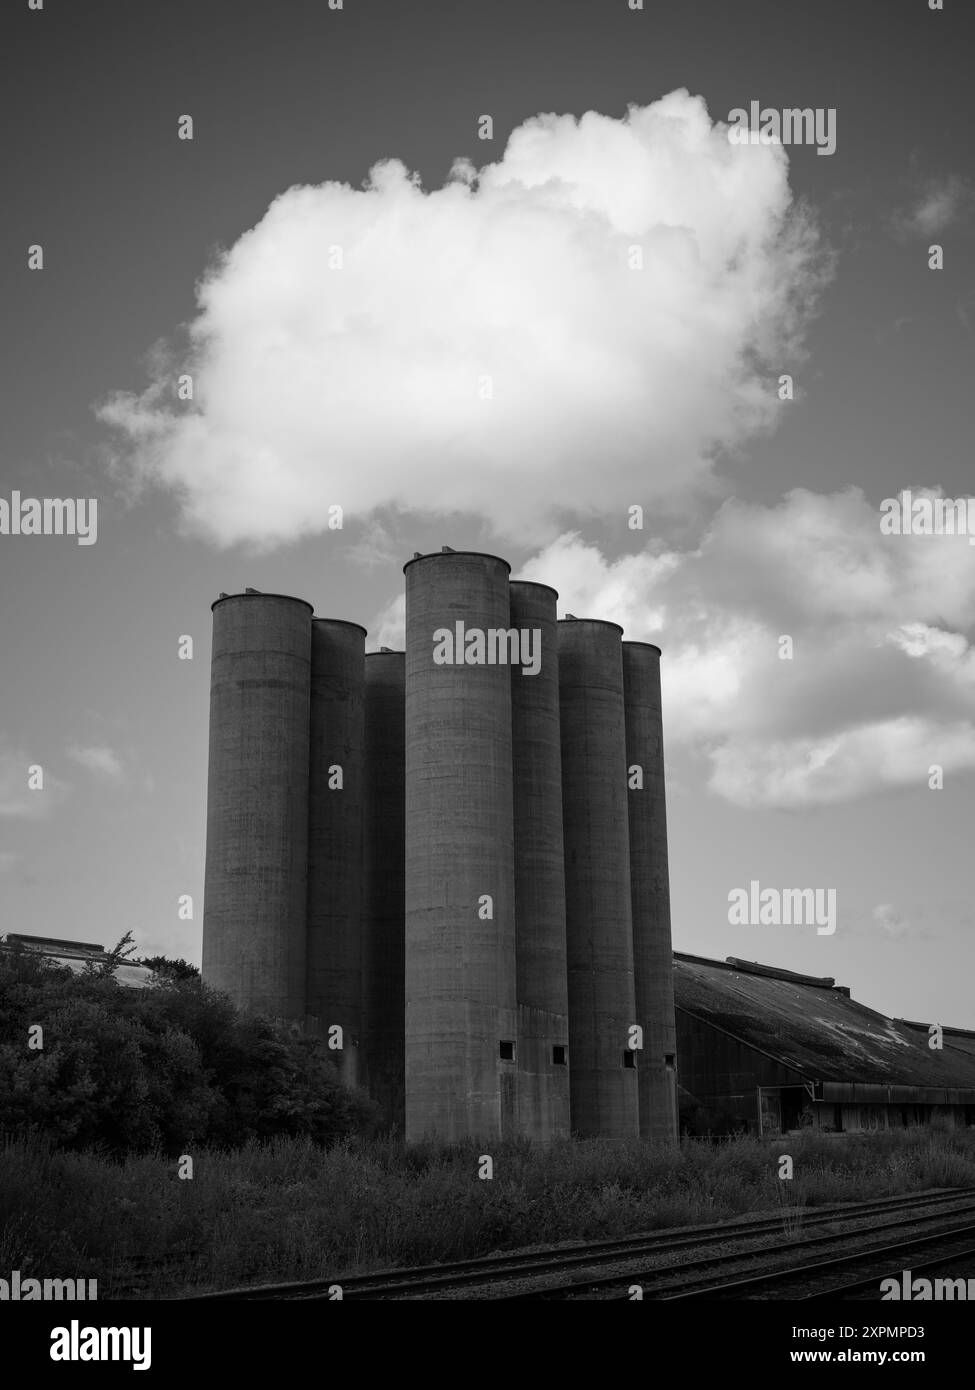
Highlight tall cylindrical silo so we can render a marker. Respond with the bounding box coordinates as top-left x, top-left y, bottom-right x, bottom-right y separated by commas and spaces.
404, 550, 517, 1143
623, 642, 678, 1142
202, 592, 312, 1022
558, 618, 639, 1139
509, 580, 570, 1141
361, 648, 406, 1131
306, 619, 366, 1088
